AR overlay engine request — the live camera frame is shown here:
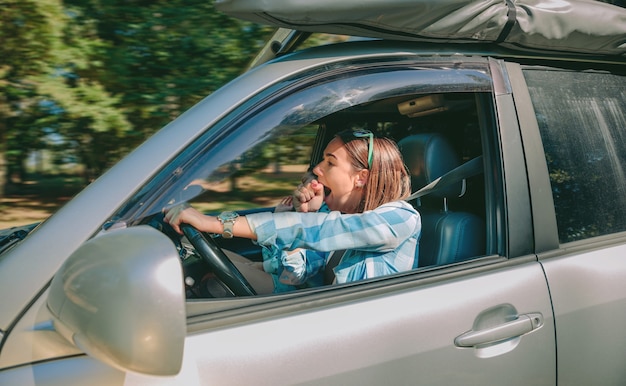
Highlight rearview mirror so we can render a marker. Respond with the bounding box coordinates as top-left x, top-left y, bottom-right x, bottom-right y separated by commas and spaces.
47, 225, 186, 376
